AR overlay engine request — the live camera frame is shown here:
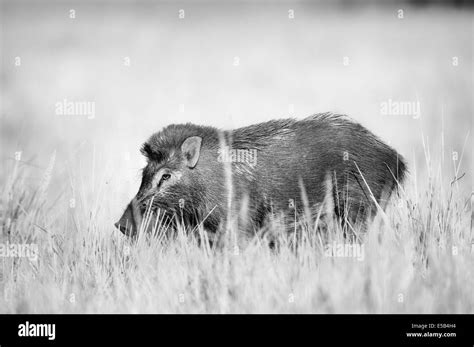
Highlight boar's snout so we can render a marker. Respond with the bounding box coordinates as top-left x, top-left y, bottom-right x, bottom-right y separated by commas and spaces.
114, 220, 135, 236
115, 200, 140, 237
